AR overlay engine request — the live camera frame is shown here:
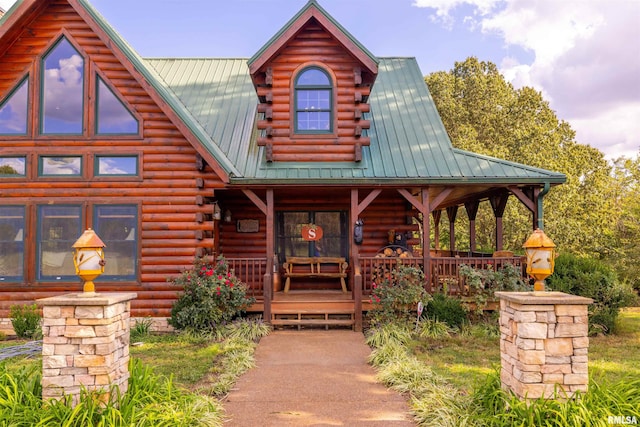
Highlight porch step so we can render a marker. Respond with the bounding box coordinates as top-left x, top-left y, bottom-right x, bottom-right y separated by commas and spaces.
271, 309, 355, 330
